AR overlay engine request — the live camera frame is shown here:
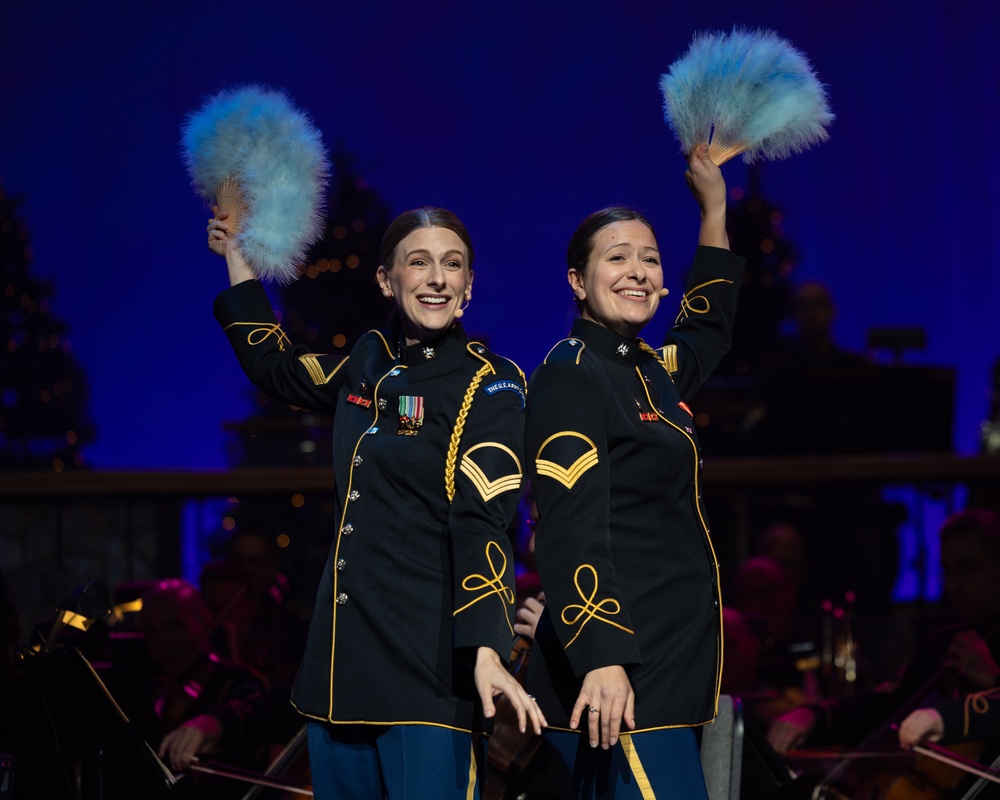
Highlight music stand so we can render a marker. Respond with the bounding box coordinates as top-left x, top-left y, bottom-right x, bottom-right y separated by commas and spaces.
24, 645, 176, 799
